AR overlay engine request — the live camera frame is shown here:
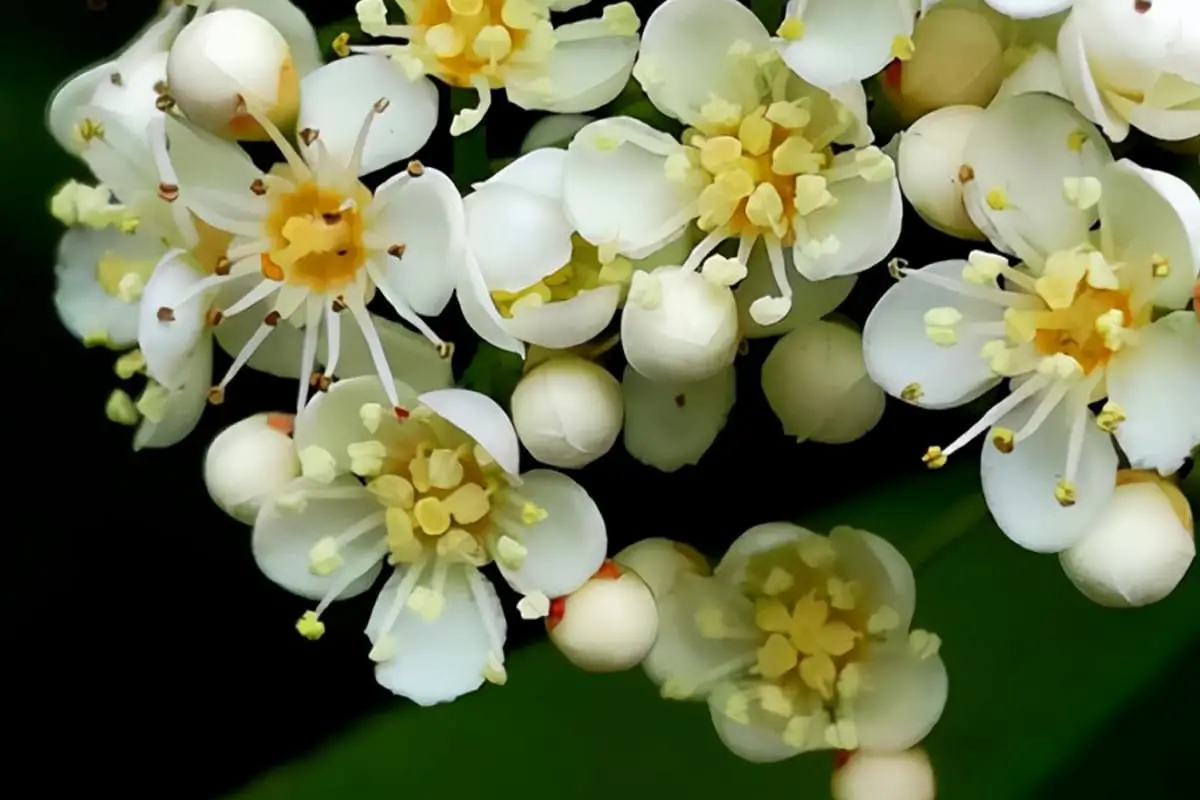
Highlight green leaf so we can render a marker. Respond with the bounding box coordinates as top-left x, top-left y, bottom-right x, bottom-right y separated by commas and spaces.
459, 343, 524, 408
231, 464, 1198, 799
